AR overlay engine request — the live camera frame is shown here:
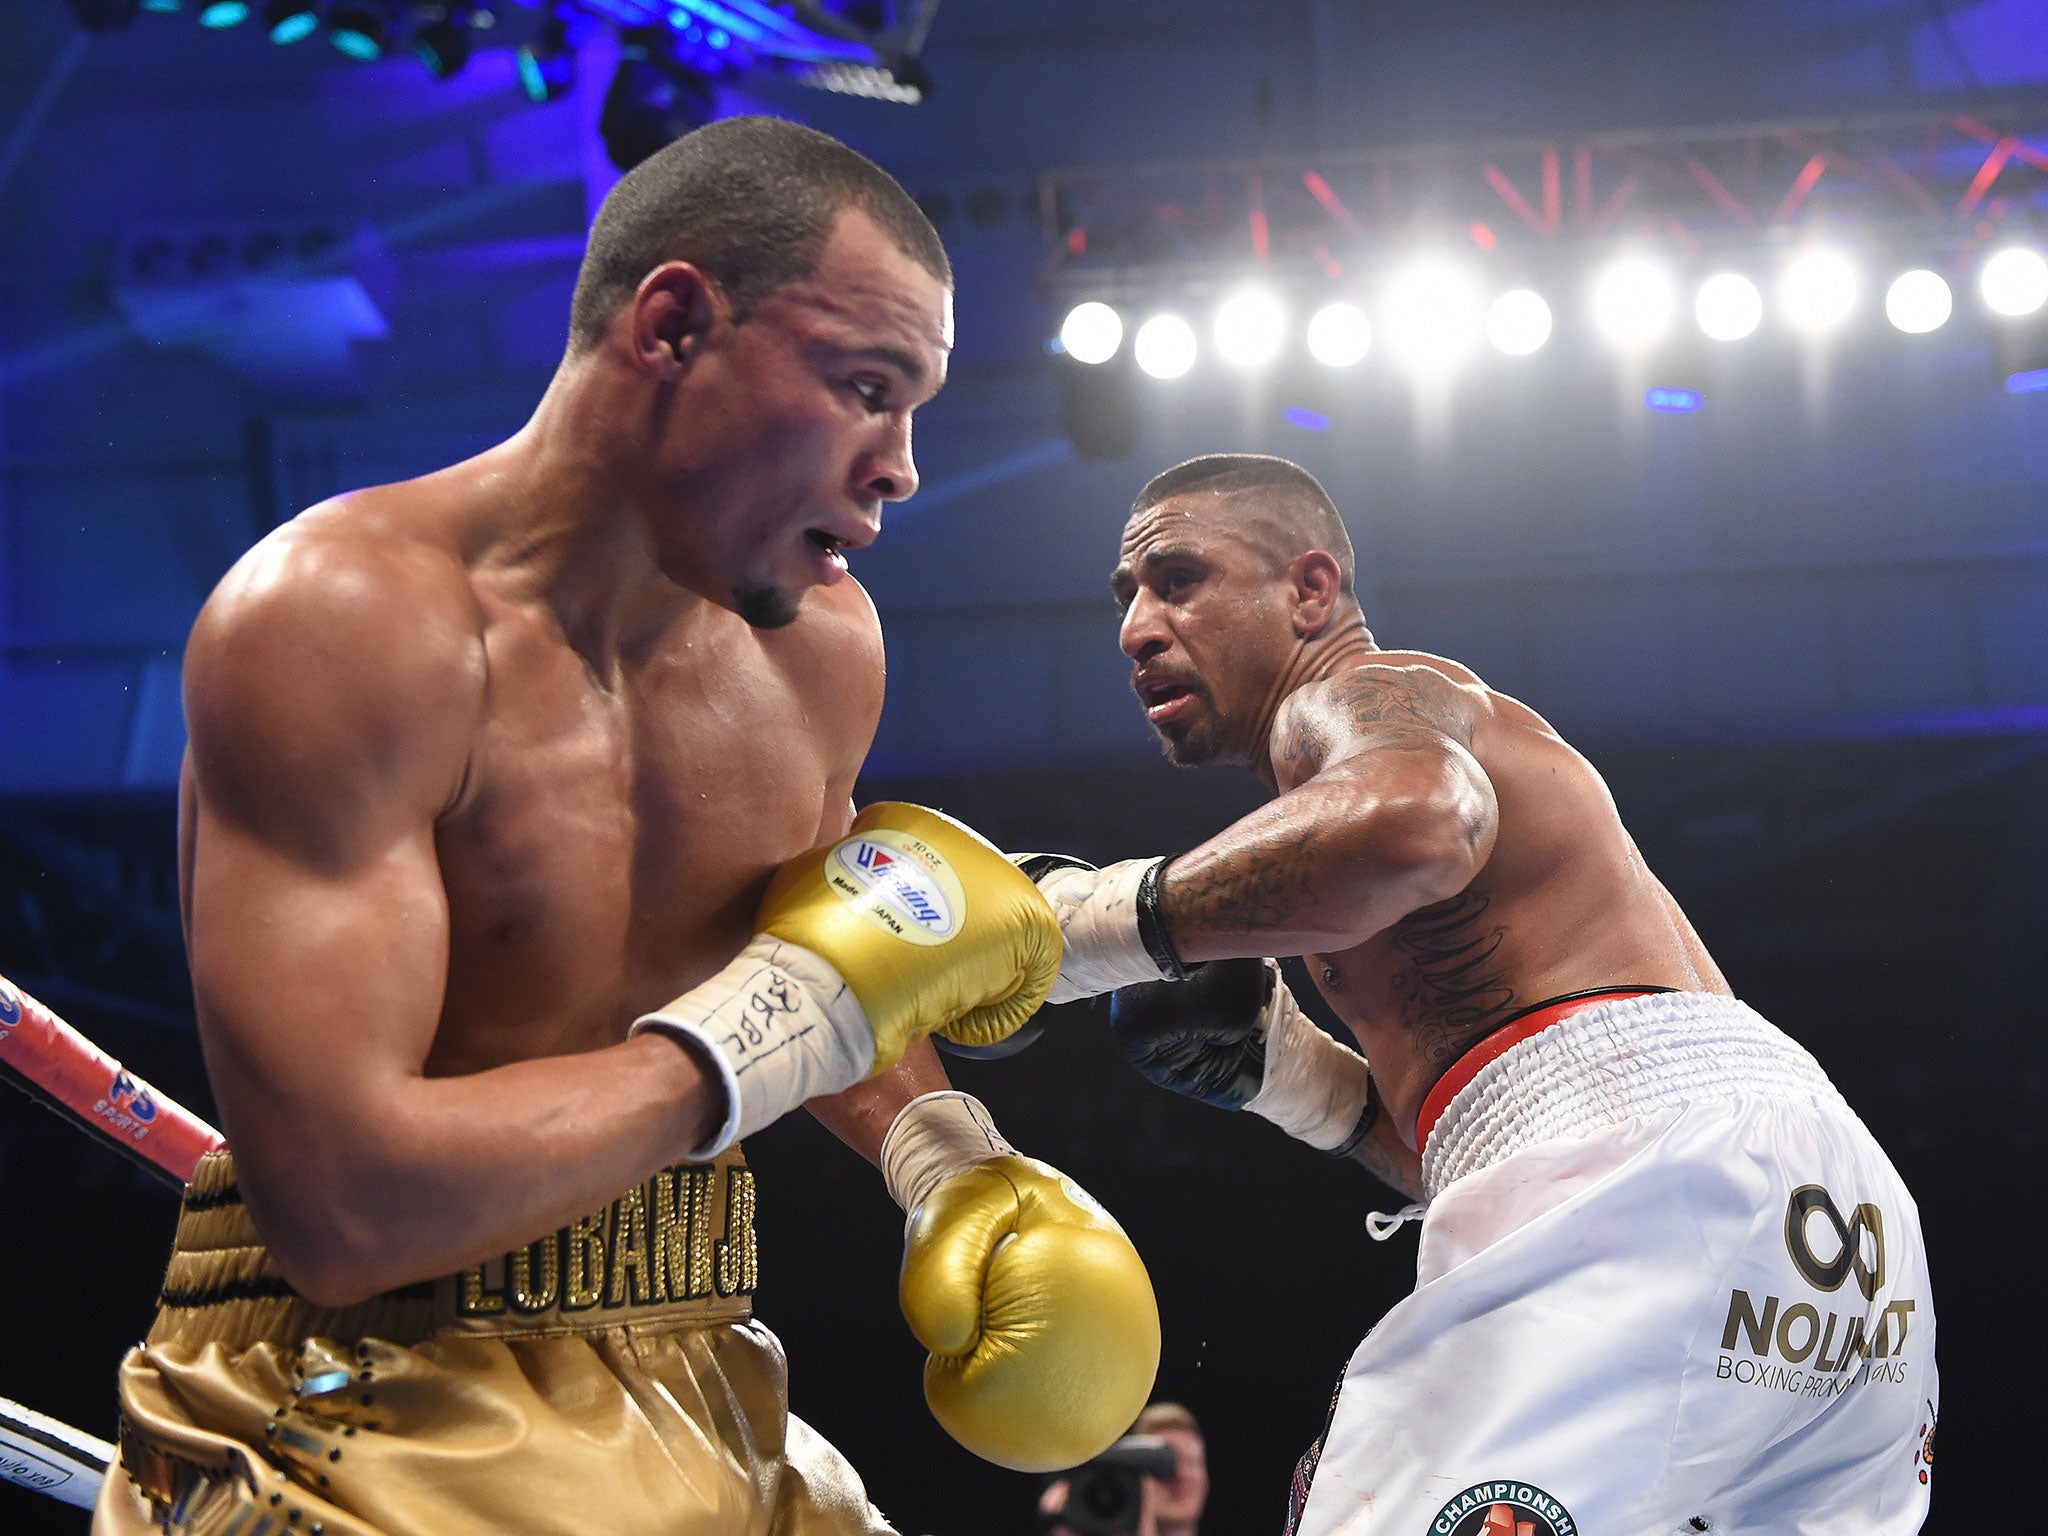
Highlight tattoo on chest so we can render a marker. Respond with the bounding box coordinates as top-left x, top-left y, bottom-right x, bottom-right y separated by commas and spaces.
1385, 890, 1516, 1063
